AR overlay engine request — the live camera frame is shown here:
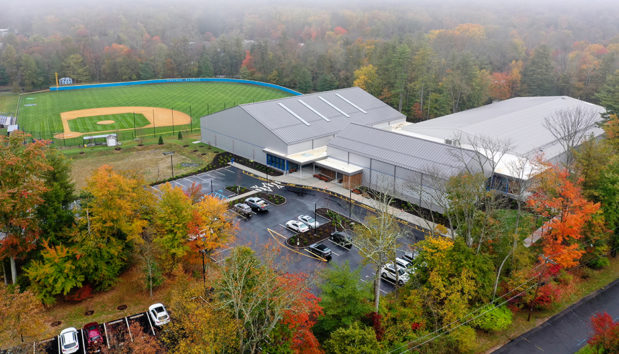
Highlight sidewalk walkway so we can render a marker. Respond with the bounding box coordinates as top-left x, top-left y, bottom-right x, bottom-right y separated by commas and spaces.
230, 162, 438, 233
